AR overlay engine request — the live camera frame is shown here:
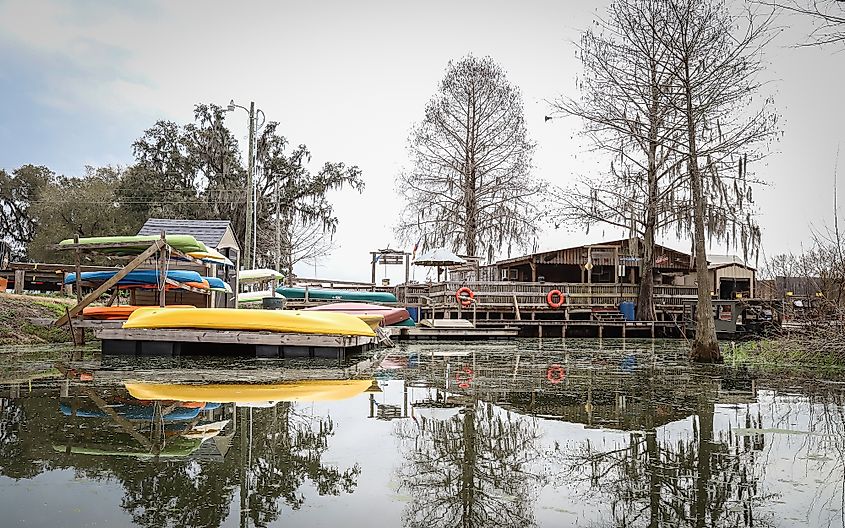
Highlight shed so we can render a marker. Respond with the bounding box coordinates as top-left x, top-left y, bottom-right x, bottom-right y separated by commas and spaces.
707, 255, 756, 299
137, 218, 241, 308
